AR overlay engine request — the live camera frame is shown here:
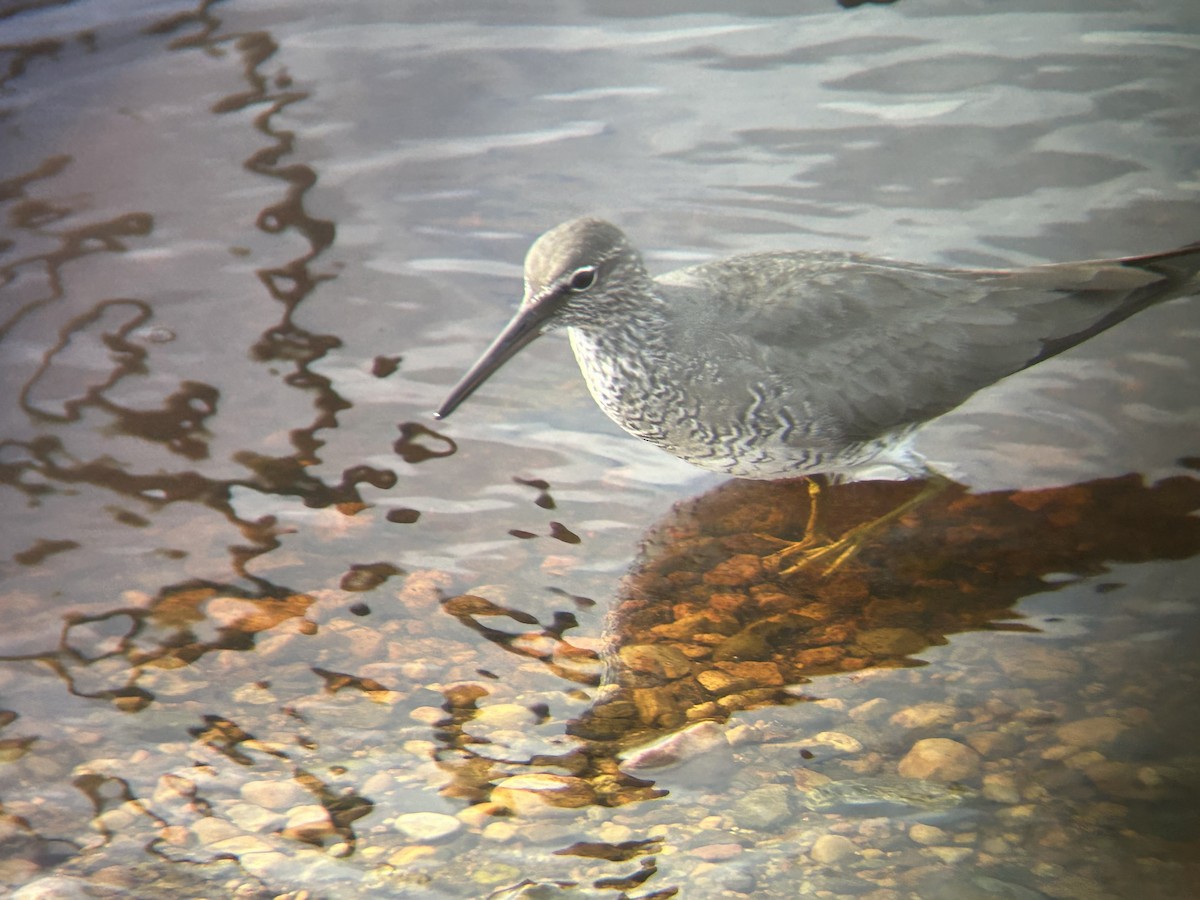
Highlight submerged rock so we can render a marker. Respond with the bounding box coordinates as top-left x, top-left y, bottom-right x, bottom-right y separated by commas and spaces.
799, 775, 976, 812
729, 783, 794, 830
810, 833, 859, 864
898, 738, 982, 781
